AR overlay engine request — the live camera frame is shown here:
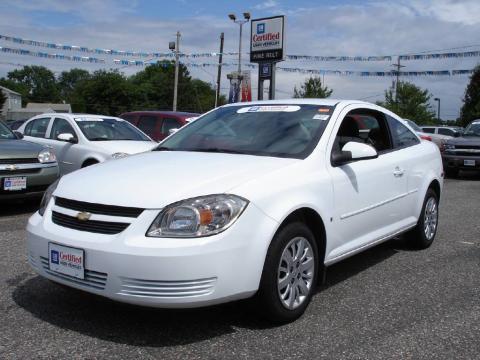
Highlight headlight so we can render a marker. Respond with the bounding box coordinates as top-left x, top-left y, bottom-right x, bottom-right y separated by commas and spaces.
39, 178, 59, 216
111, 152, 129, 159
147, 194, 248, 238
38, 148, 56, 163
